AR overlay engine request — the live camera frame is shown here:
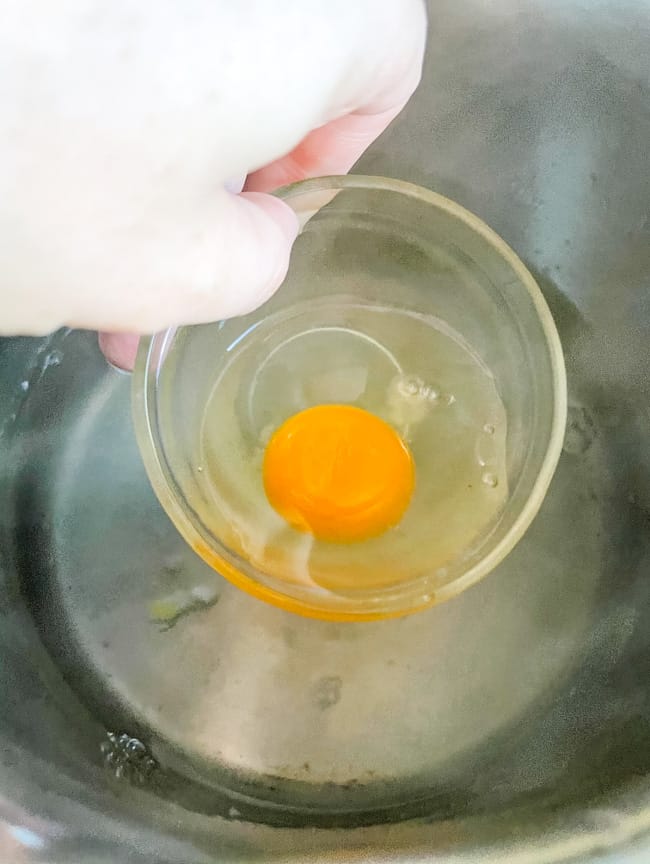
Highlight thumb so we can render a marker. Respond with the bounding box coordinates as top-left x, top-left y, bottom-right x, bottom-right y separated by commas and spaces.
206, 191, 299, 320
98, 190, 299, 370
